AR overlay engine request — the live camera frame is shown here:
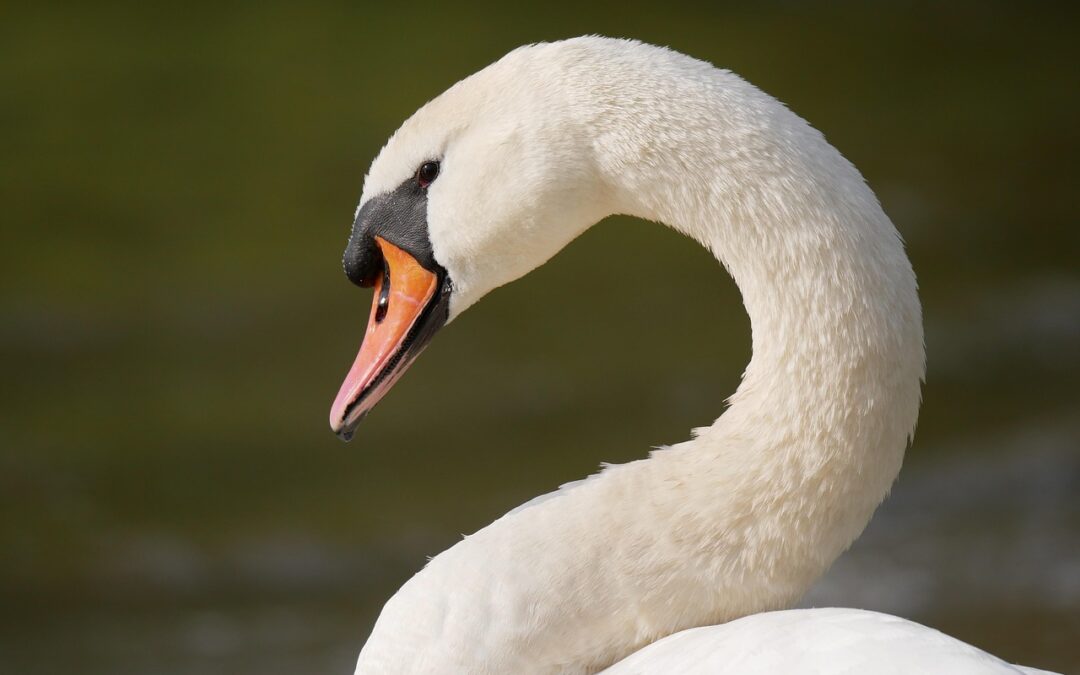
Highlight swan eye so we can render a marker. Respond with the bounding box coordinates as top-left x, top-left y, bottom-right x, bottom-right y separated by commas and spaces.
416, 161, 440, 188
